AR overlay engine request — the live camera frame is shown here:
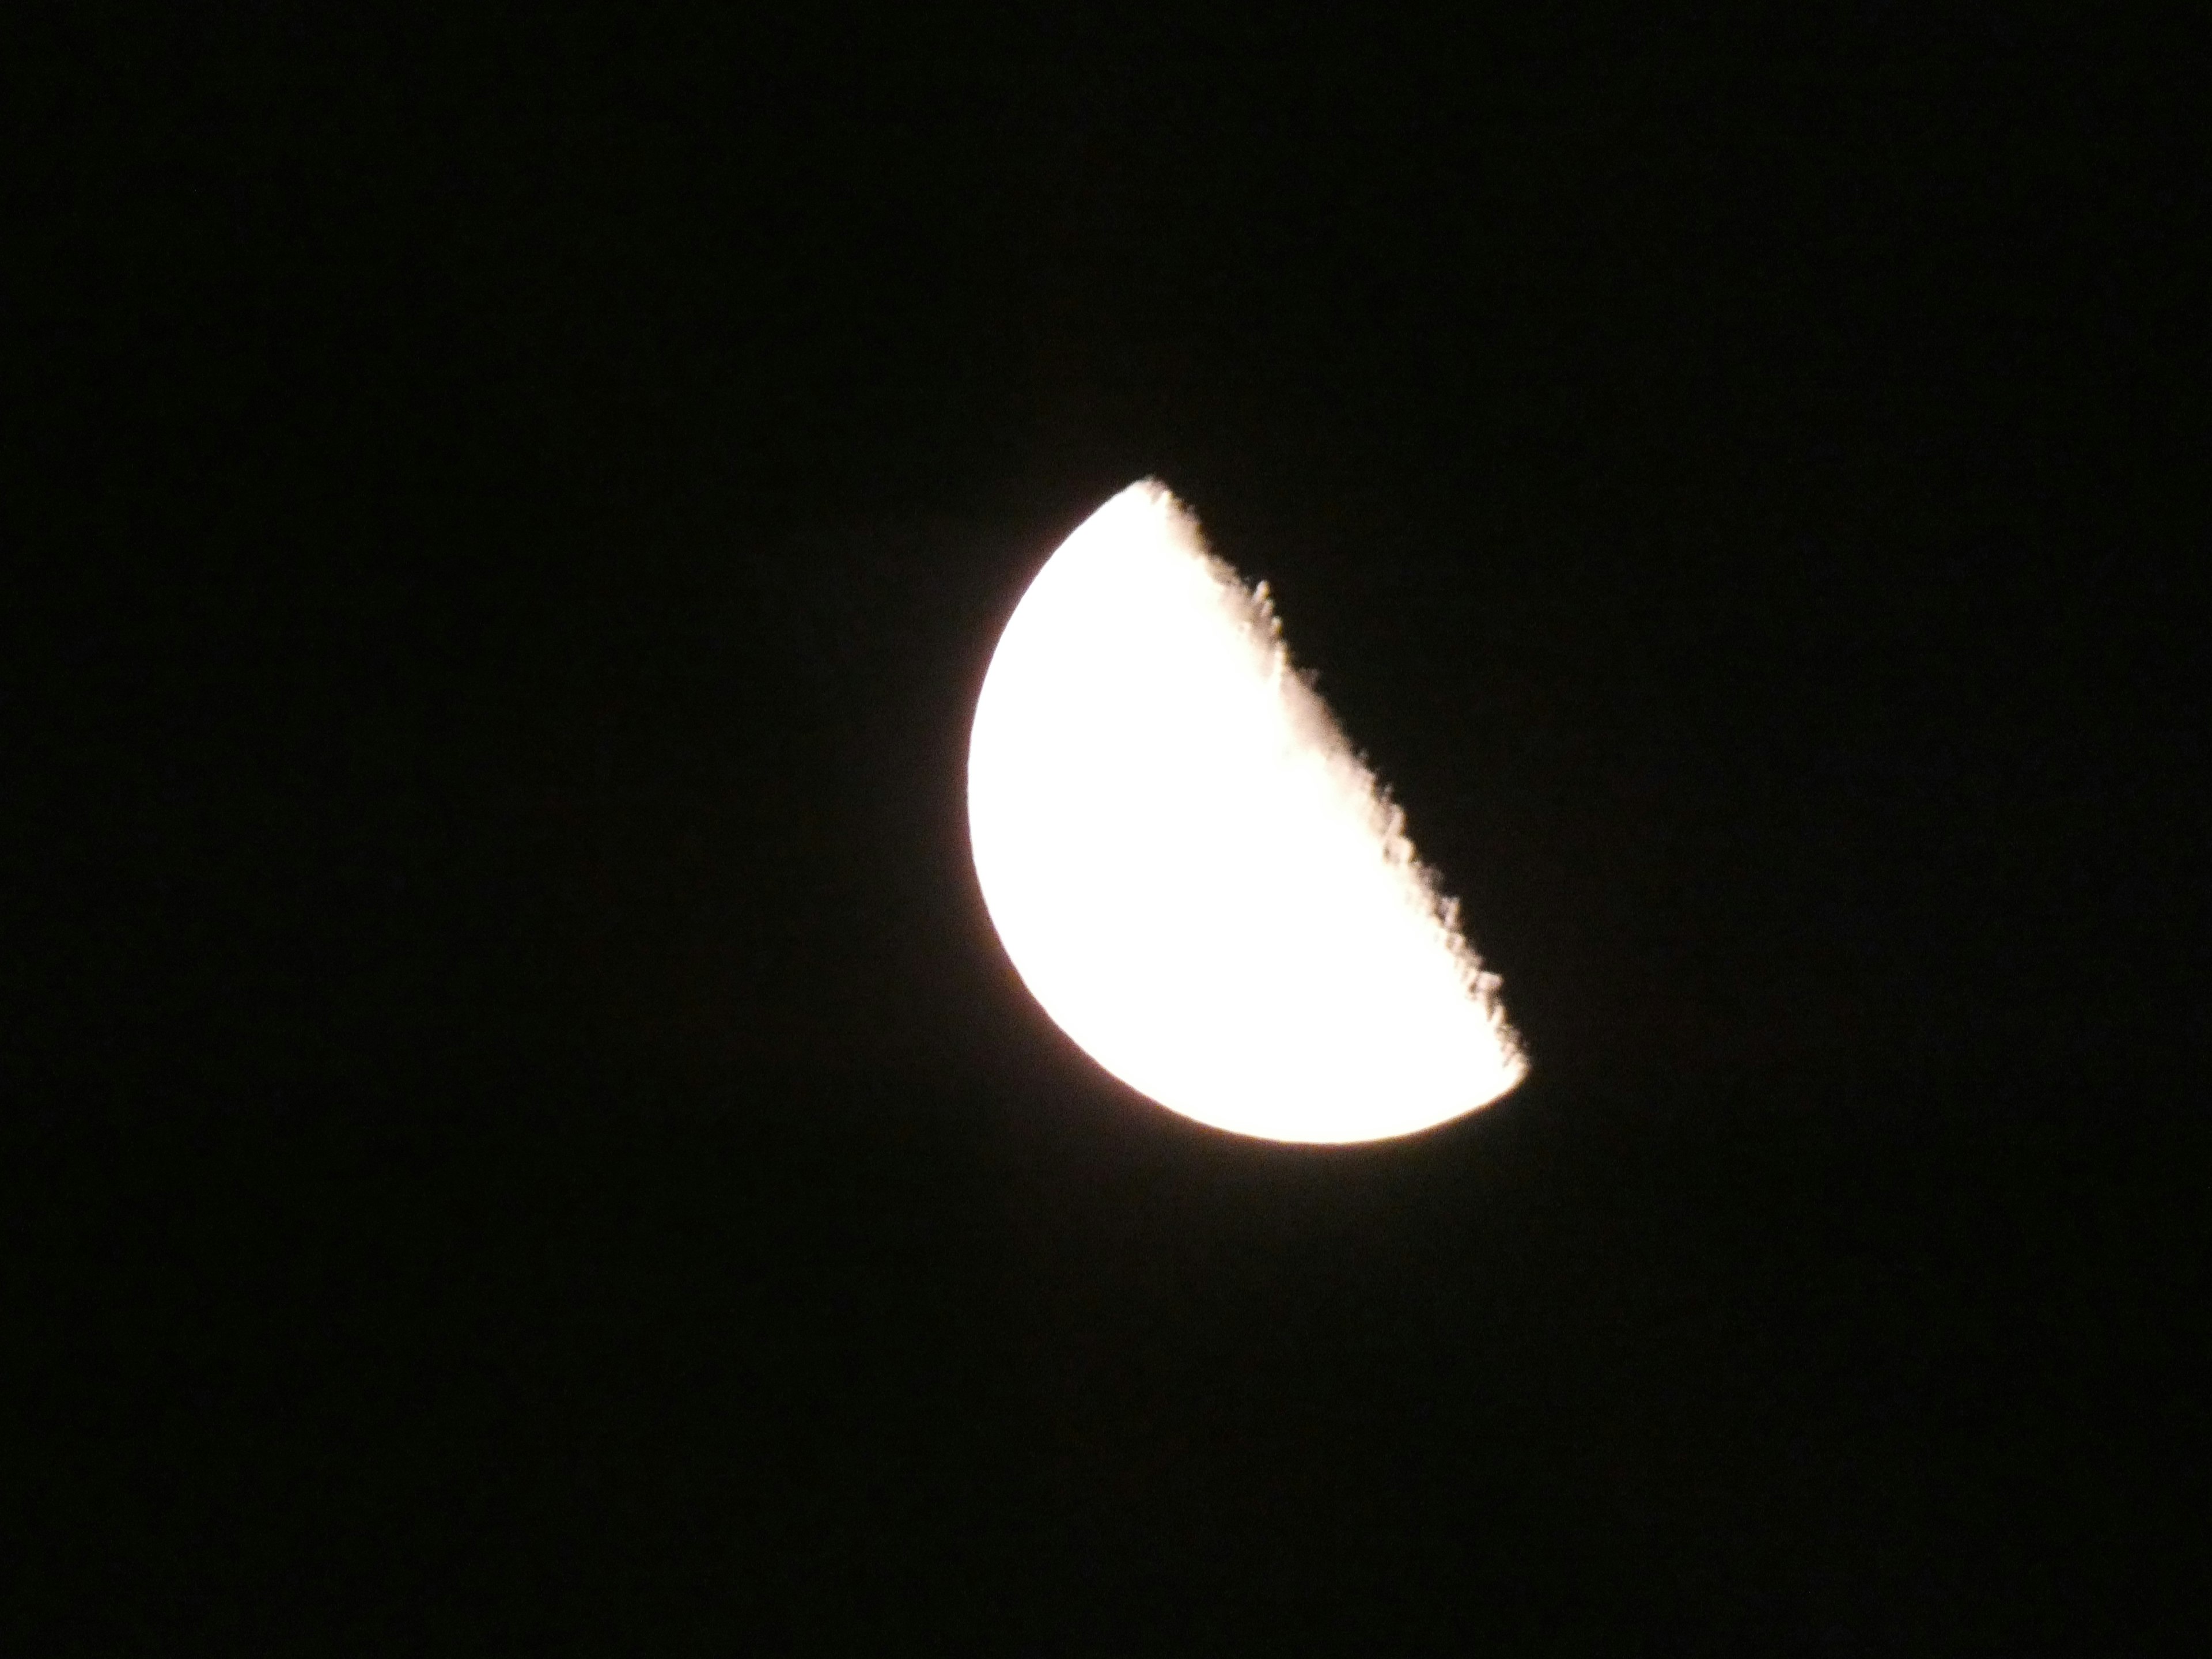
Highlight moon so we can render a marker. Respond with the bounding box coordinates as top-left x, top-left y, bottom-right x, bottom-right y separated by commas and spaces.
967, 481, 1527, 1144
